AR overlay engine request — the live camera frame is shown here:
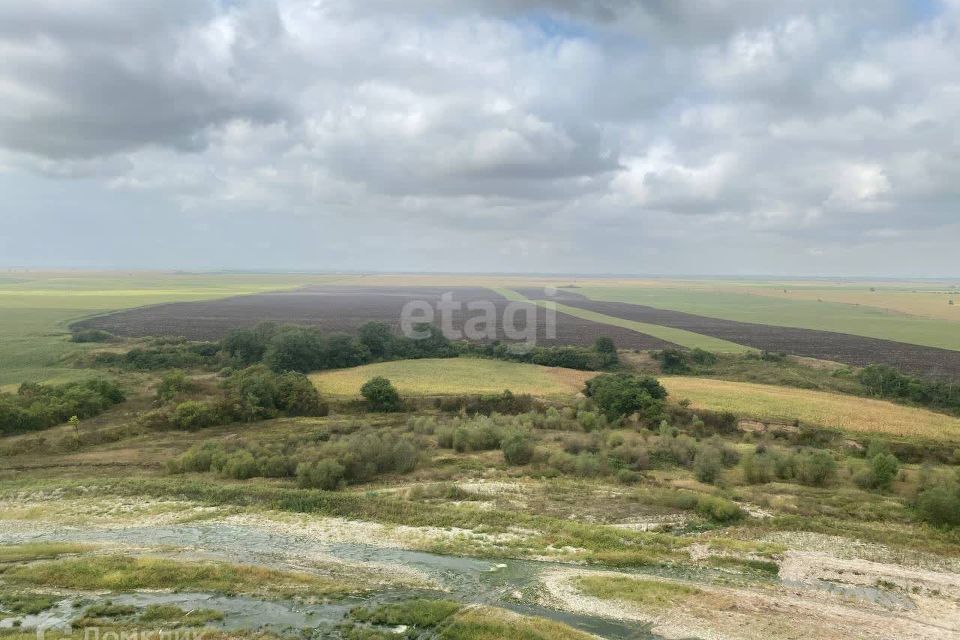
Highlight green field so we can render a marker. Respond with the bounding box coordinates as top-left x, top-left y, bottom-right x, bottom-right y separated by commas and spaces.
310, 357, 594, 398
573, 284, 960, 351
0, 272, 350, 388
497, 288, 752, 354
